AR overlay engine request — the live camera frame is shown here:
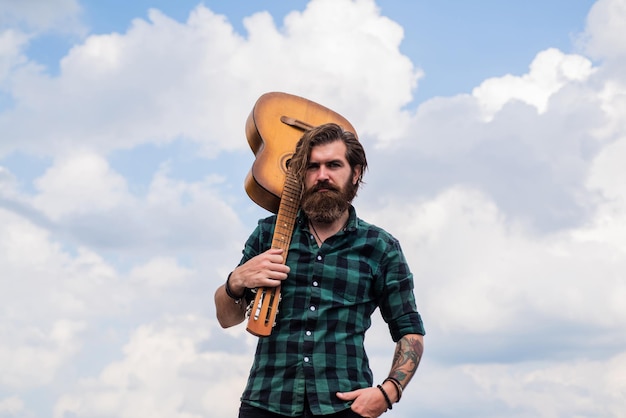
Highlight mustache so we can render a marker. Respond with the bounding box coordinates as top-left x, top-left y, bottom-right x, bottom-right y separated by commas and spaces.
311, 181, 339, 193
